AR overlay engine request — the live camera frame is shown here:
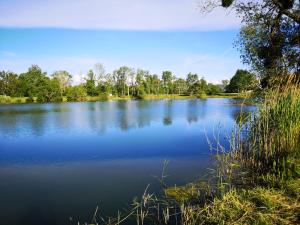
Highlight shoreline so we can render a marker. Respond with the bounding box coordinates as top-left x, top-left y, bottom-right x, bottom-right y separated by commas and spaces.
0, 93, 247, 105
